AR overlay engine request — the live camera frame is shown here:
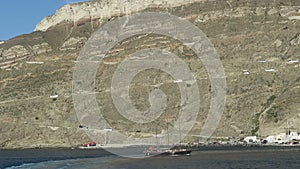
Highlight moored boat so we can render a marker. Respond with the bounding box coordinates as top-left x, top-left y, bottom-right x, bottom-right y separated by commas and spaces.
144, 146, 191, 156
